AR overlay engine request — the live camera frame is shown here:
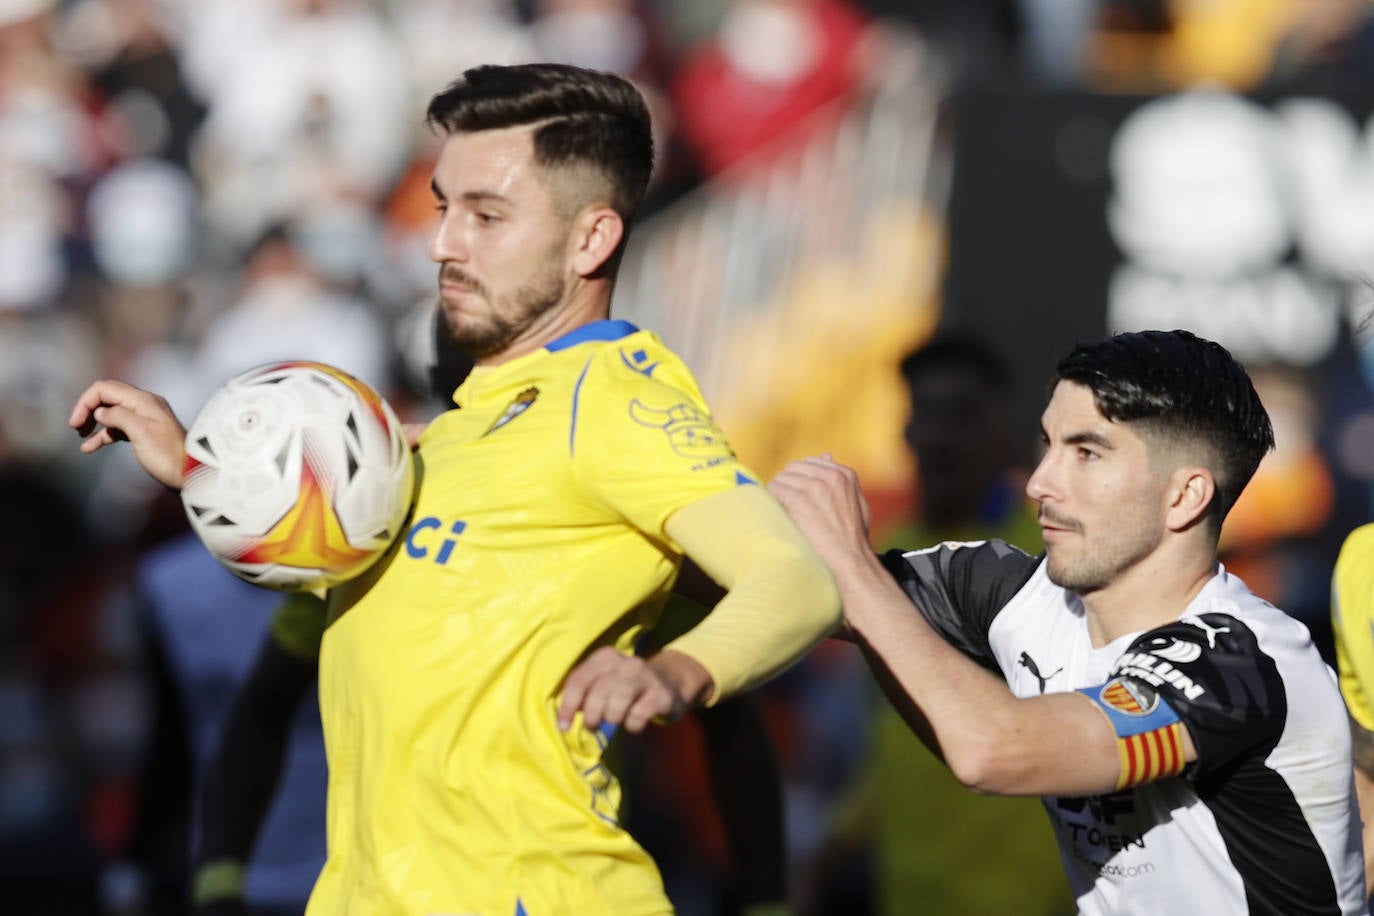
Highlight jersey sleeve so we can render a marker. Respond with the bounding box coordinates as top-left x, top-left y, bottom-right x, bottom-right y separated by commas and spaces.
569, 338, 757, 543
878, 539, 1039, 669
1333, 524, 1374, 731
1106, 614, 1285, 784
